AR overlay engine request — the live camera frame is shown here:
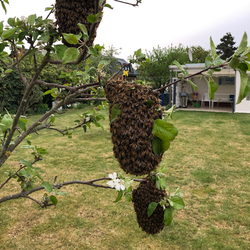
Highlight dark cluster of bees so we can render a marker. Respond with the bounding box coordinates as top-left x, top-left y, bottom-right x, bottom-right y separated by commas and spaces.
106, 80, 167, 234
105, 80, 163, 176
55, 0, 105, 47
132, 175, 166, 234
